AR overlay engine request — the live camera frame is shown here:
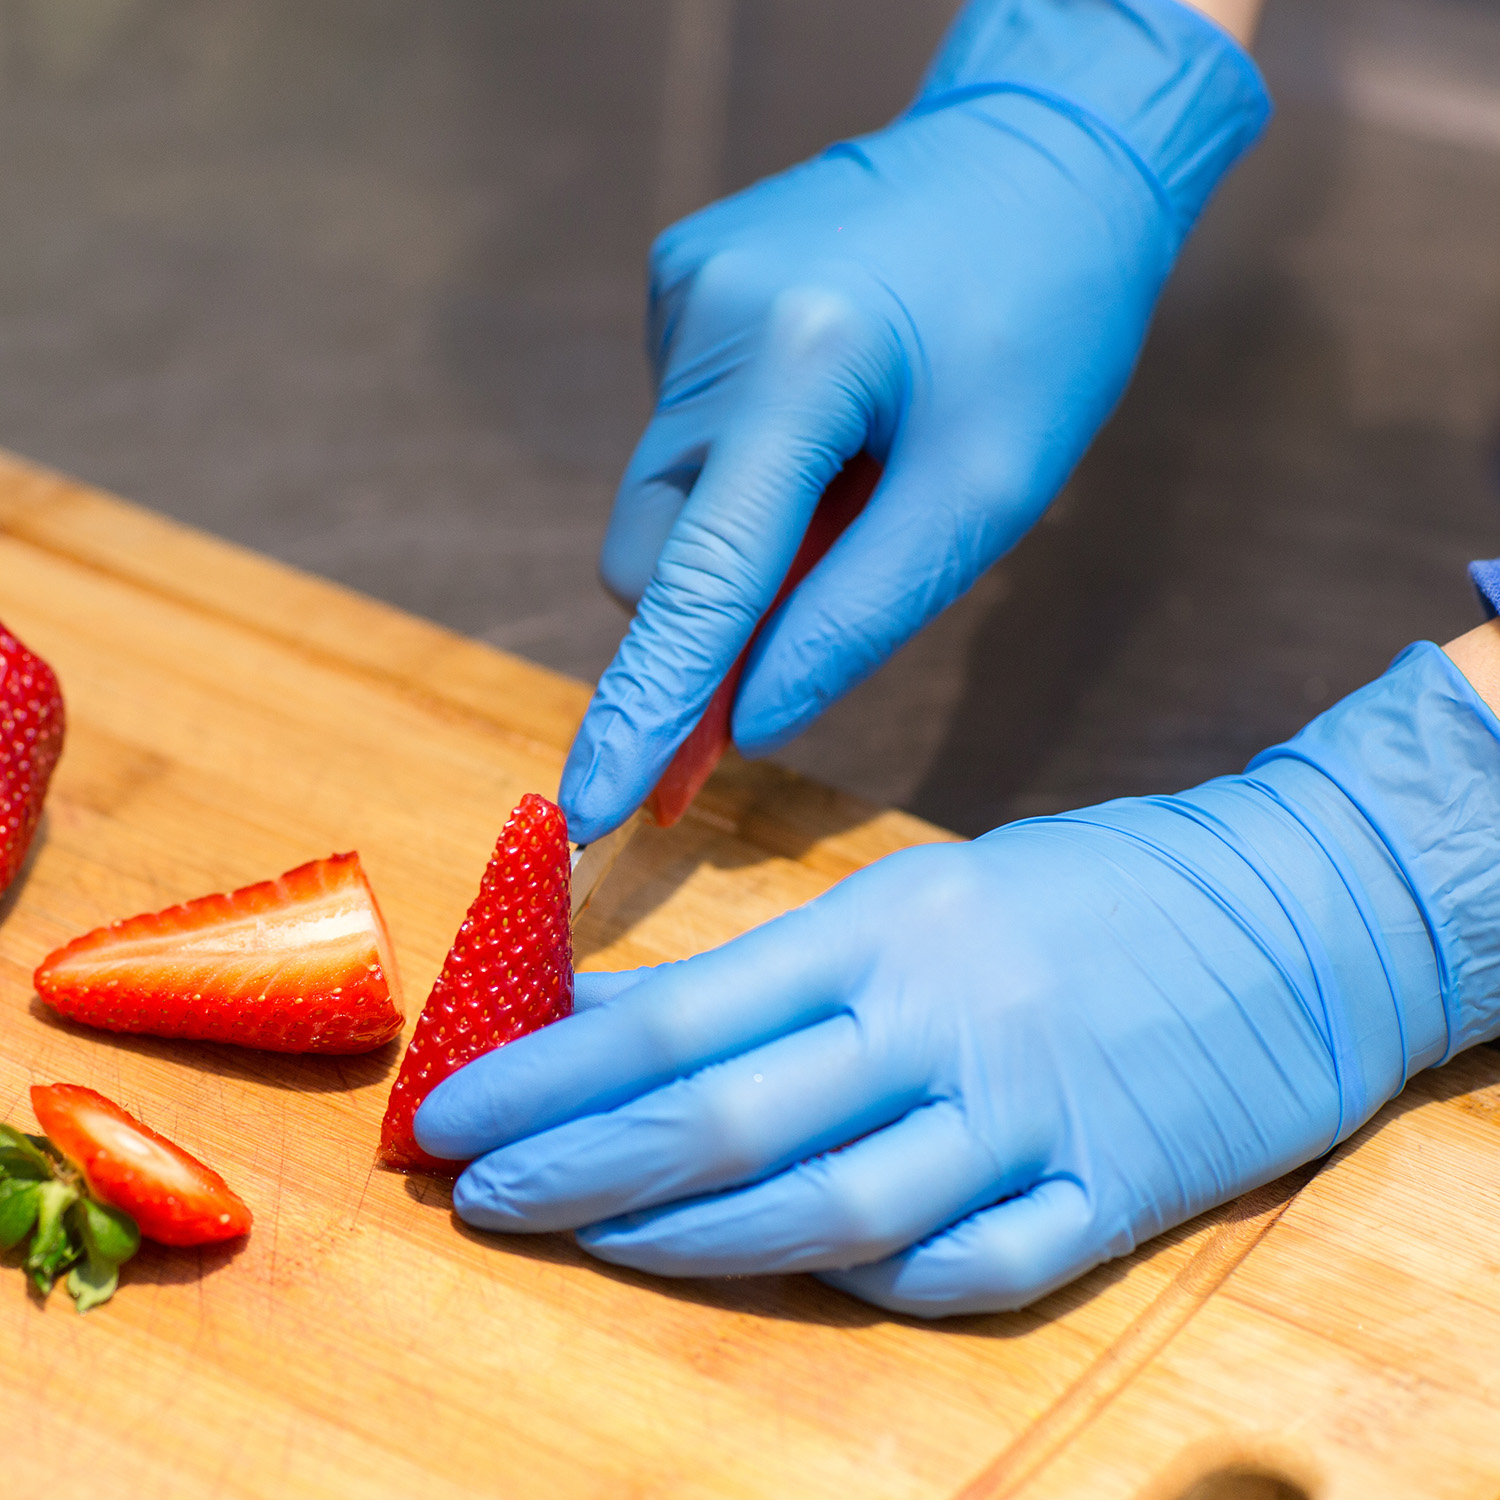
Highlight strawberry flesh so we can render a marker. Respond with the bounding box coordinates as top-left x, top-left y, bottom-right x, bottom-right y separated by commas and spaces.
30, 1083, 252, 1246
0, 618, 65, 895
380, 792, 572, 1172
34, 853, 405, 1053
